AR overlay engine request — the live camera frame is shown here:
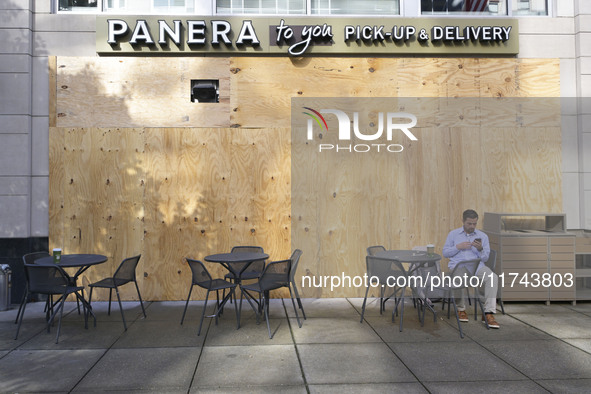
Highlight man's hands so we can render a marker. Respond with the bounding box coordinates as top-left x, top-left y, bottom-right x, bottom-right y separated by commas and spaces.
472, 239, 483, 251
456, 240, 483, 251
456, 241, 472, 250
